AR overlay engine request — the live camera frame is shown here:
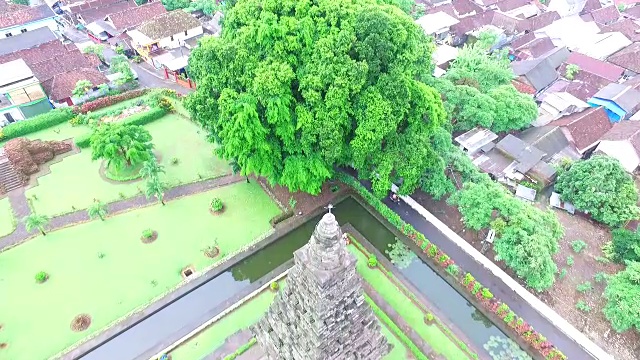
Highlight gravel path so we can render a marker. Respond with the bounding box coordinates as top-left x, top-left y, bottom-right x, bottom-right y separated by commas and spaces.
0, 174, 243, 251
